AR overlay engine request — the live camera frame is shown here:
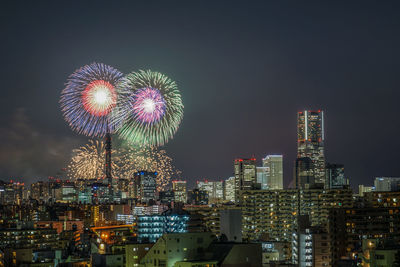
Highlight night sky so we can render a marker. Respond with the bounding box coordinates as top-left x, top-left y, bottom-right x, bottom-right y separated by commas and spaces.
1, 1, 400, 189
